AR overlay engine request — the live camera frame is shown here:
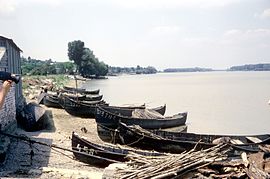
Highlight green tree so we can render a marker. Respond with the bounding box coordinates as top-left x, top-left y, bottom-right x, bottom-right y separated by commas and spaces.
67, 40, 108, 77
96, 61, 108, 76
68, 40, 85, 71
145, 66, 157, 74
55, 62, 74, 74
21, 56, 75, 75
79, 48, 96, 75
